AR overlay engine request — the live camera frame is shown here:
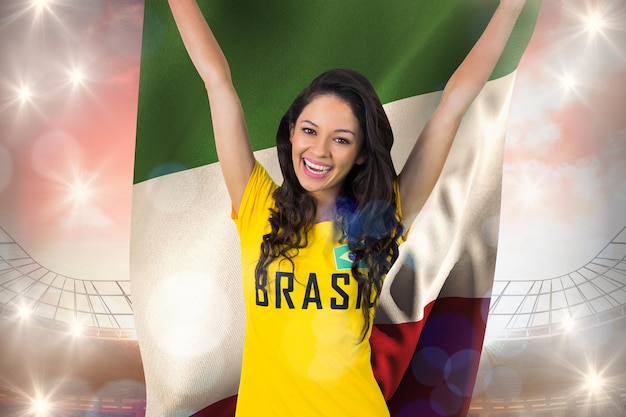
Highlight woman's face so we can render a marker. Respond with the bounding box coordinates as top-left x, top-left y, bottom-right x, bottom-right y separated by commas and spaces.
290, 94, 365, 204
